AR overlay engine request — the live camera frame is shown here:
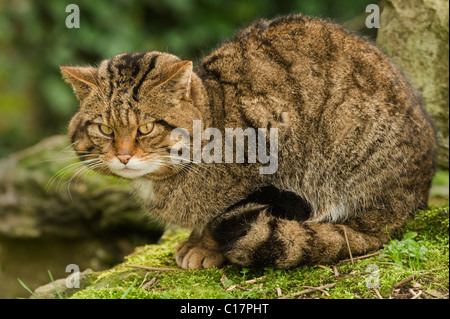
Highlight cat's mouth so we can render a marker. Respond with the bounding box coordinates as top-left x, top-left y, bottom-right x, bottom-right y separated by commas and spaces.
111, 167, 146, 179
106, 157, 161, 179
118, 167, 142, 176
